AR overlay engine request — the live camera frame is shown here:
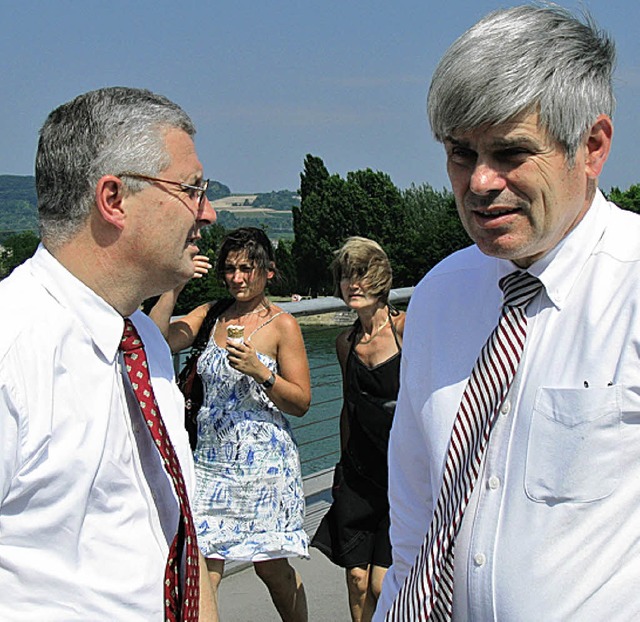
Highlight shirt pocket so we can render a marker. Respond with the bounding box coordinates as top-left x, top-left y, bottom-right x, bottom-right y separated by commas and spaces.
524, 386, 621, 503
